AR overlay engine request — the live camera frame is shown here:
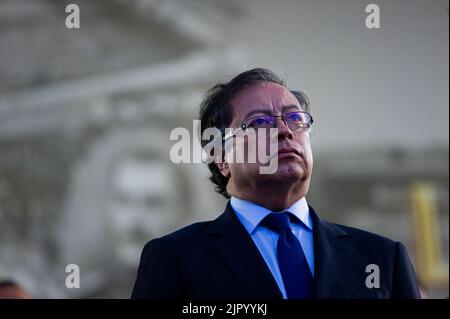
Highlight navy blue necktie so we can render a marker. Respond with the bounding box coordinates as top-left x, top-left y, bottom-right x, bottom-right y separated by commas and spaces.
263, 212, 313, 299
